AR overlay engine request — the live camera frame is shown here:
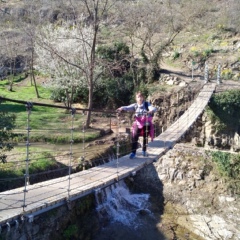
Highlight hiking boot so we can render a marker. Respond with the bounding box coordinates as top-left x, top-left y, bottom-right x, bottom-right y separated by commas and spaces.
129, 153, 136, 159
142, 151, 146, 156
